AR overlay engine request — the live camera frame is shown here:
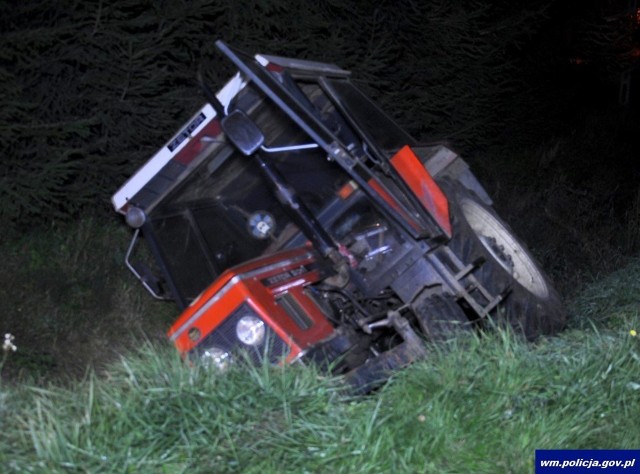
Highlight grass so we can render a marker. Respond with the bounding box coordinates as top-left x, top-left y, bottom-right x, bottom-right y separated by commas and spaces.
0, 218, 174, 381
1, 260, 640, 473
